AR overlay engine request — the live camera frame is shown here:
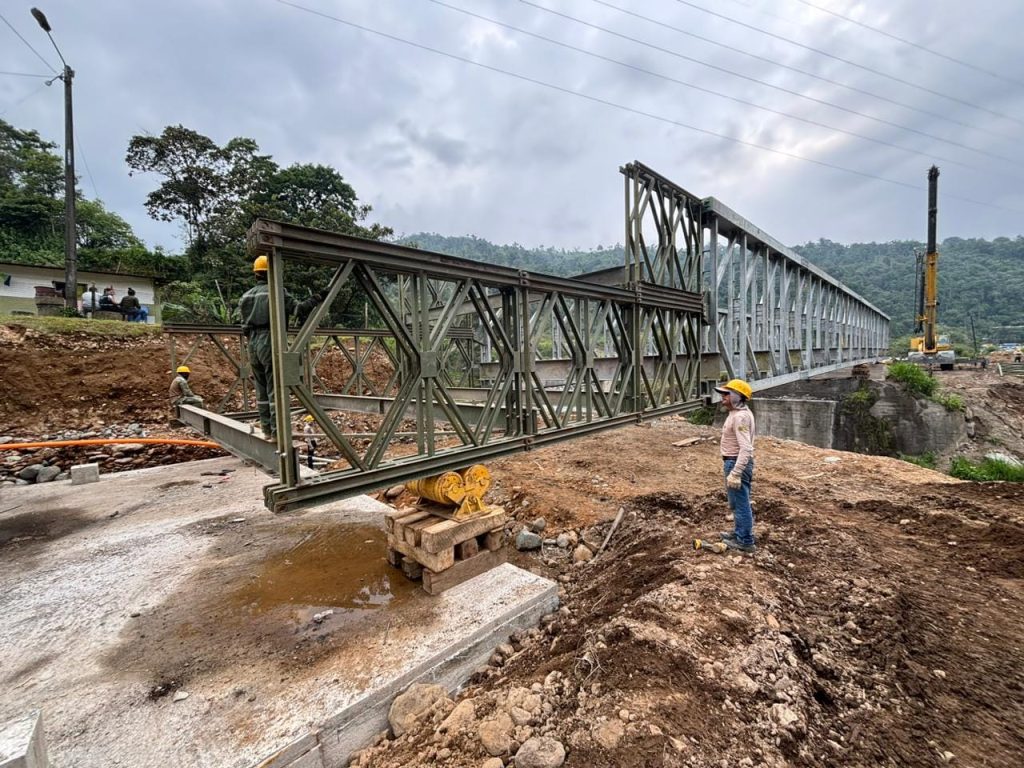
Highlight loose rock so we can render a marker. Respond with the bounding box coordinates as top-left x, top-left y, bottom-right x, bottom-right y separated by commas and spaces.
389, 683, 449, 737
479, 711, 514, 756
515, 736, 566, 768
515, 530, 543, 551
